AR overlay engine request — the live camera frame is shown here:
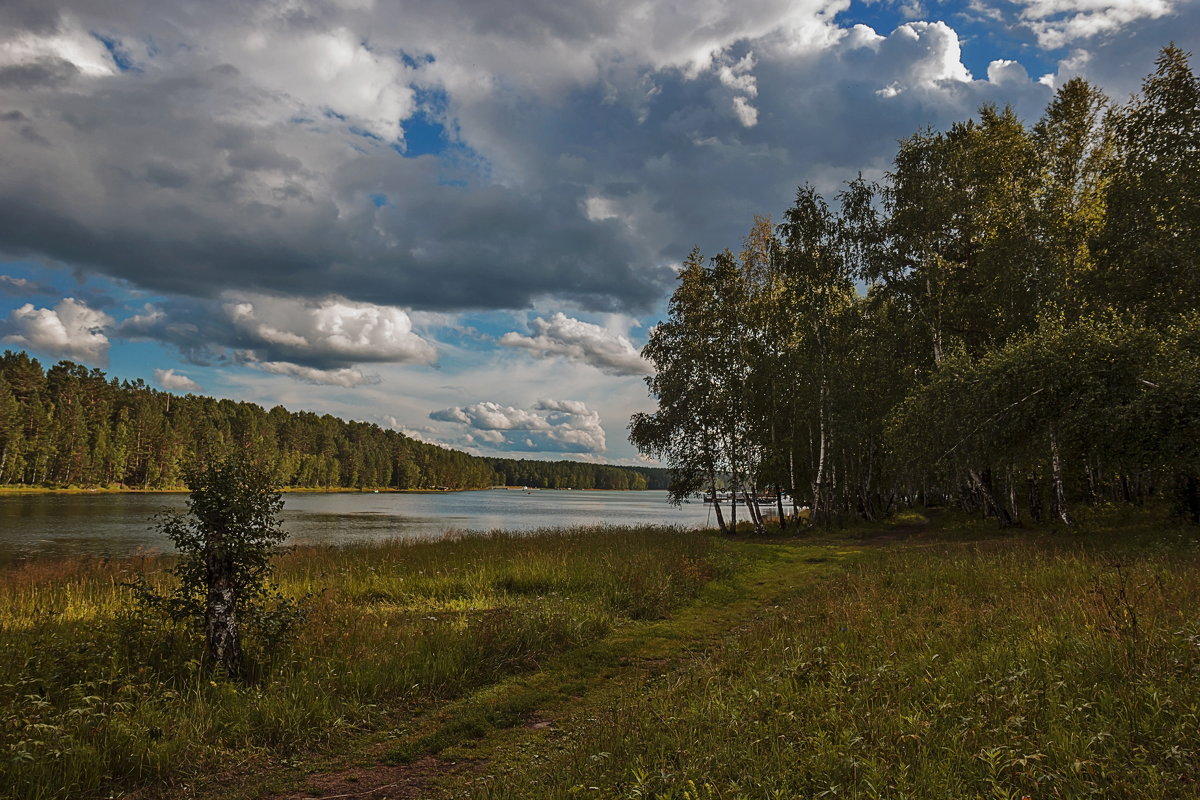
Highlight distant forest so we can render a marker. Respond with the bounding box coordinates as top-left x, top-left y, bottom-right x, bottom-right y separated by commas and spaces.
0, 350, 668, 492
